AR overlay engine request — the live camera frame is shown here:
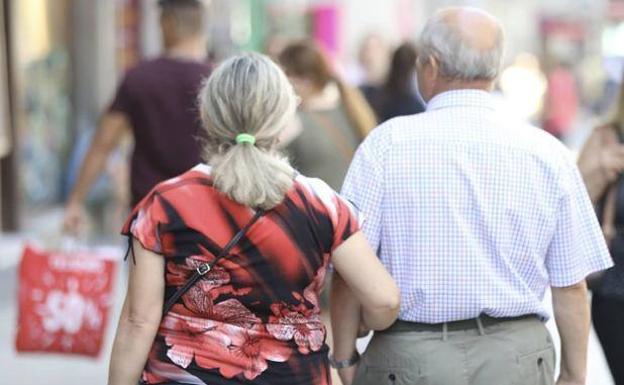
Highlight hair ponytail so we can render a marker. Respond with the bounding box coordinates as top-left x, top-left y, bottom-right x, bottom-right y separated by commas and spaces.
209, 144, 294, 210
198, 53, 297, 210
